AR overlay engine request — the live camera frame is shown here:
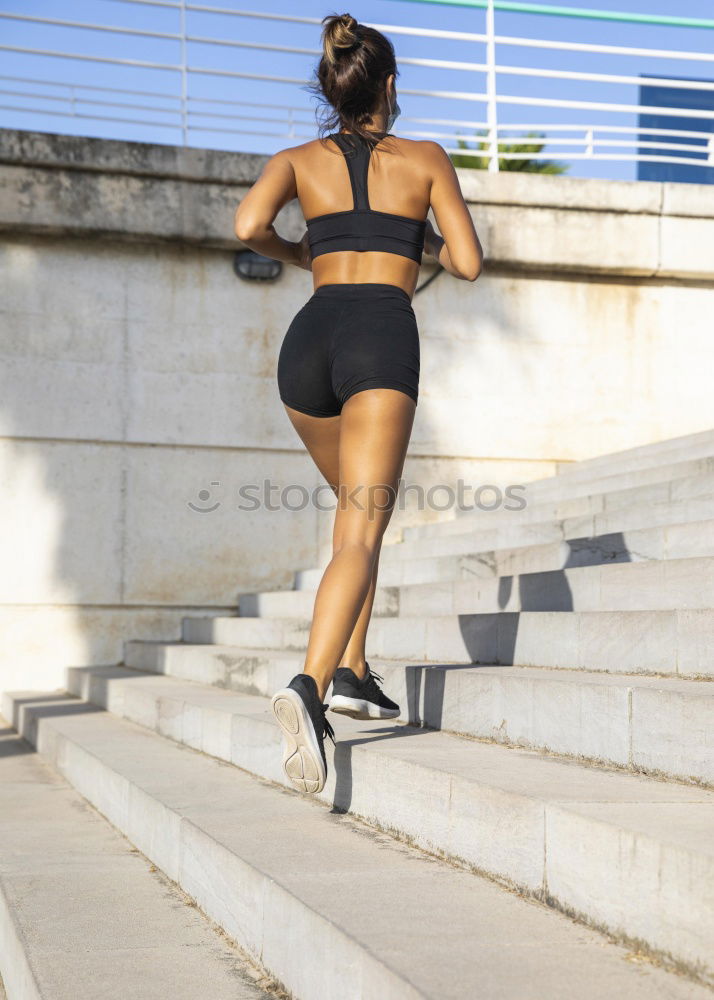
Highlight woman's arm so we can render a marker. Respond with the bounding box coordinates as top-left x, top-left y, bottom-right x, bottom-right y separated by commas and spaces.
422, 142, 483, 281
234, 150, 311, 270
